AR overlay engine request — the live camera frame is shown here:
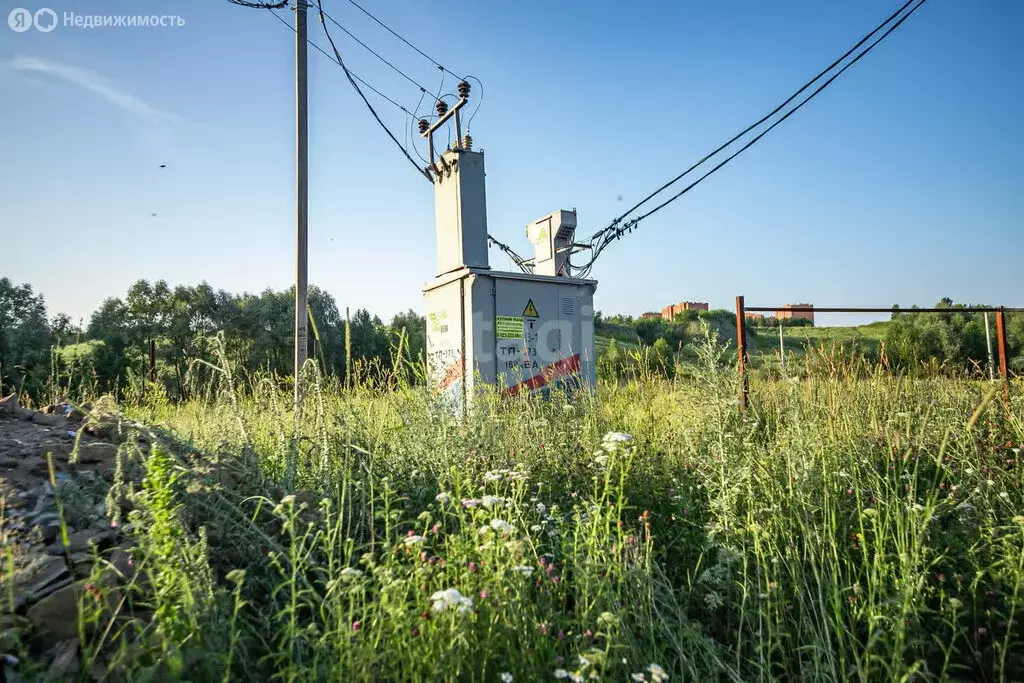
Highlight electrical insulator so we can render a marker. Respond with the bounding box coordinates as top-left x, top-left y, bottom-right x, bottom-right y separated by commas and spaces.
458, 80, 471, 99
418, 119, 429, 134
436, 100, 448, 117
462, 134, 473, 150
